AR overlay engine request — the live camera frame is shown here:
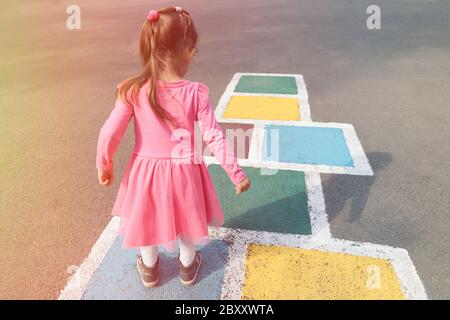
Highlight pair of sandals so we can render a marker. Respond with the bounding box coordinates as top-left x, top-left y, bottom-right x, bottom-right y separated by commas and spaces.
137, 251, 202, 287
